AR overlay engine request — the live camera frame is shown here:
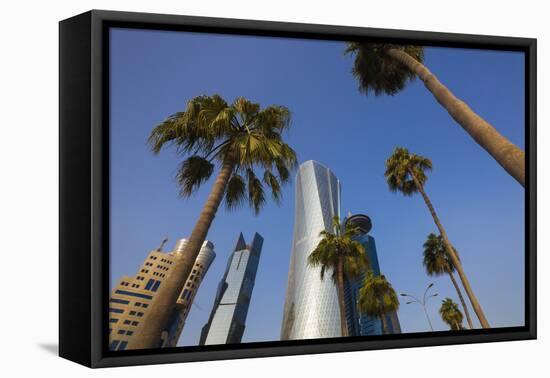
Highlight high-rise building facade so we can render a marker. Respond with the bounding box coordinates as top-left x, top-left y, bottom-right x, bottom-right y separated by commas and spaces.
161, 239, 216, 347
281, 160, 342, 340
344, 214, 401, 335
200, 233, 263, 345
108, 239, 215, 350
